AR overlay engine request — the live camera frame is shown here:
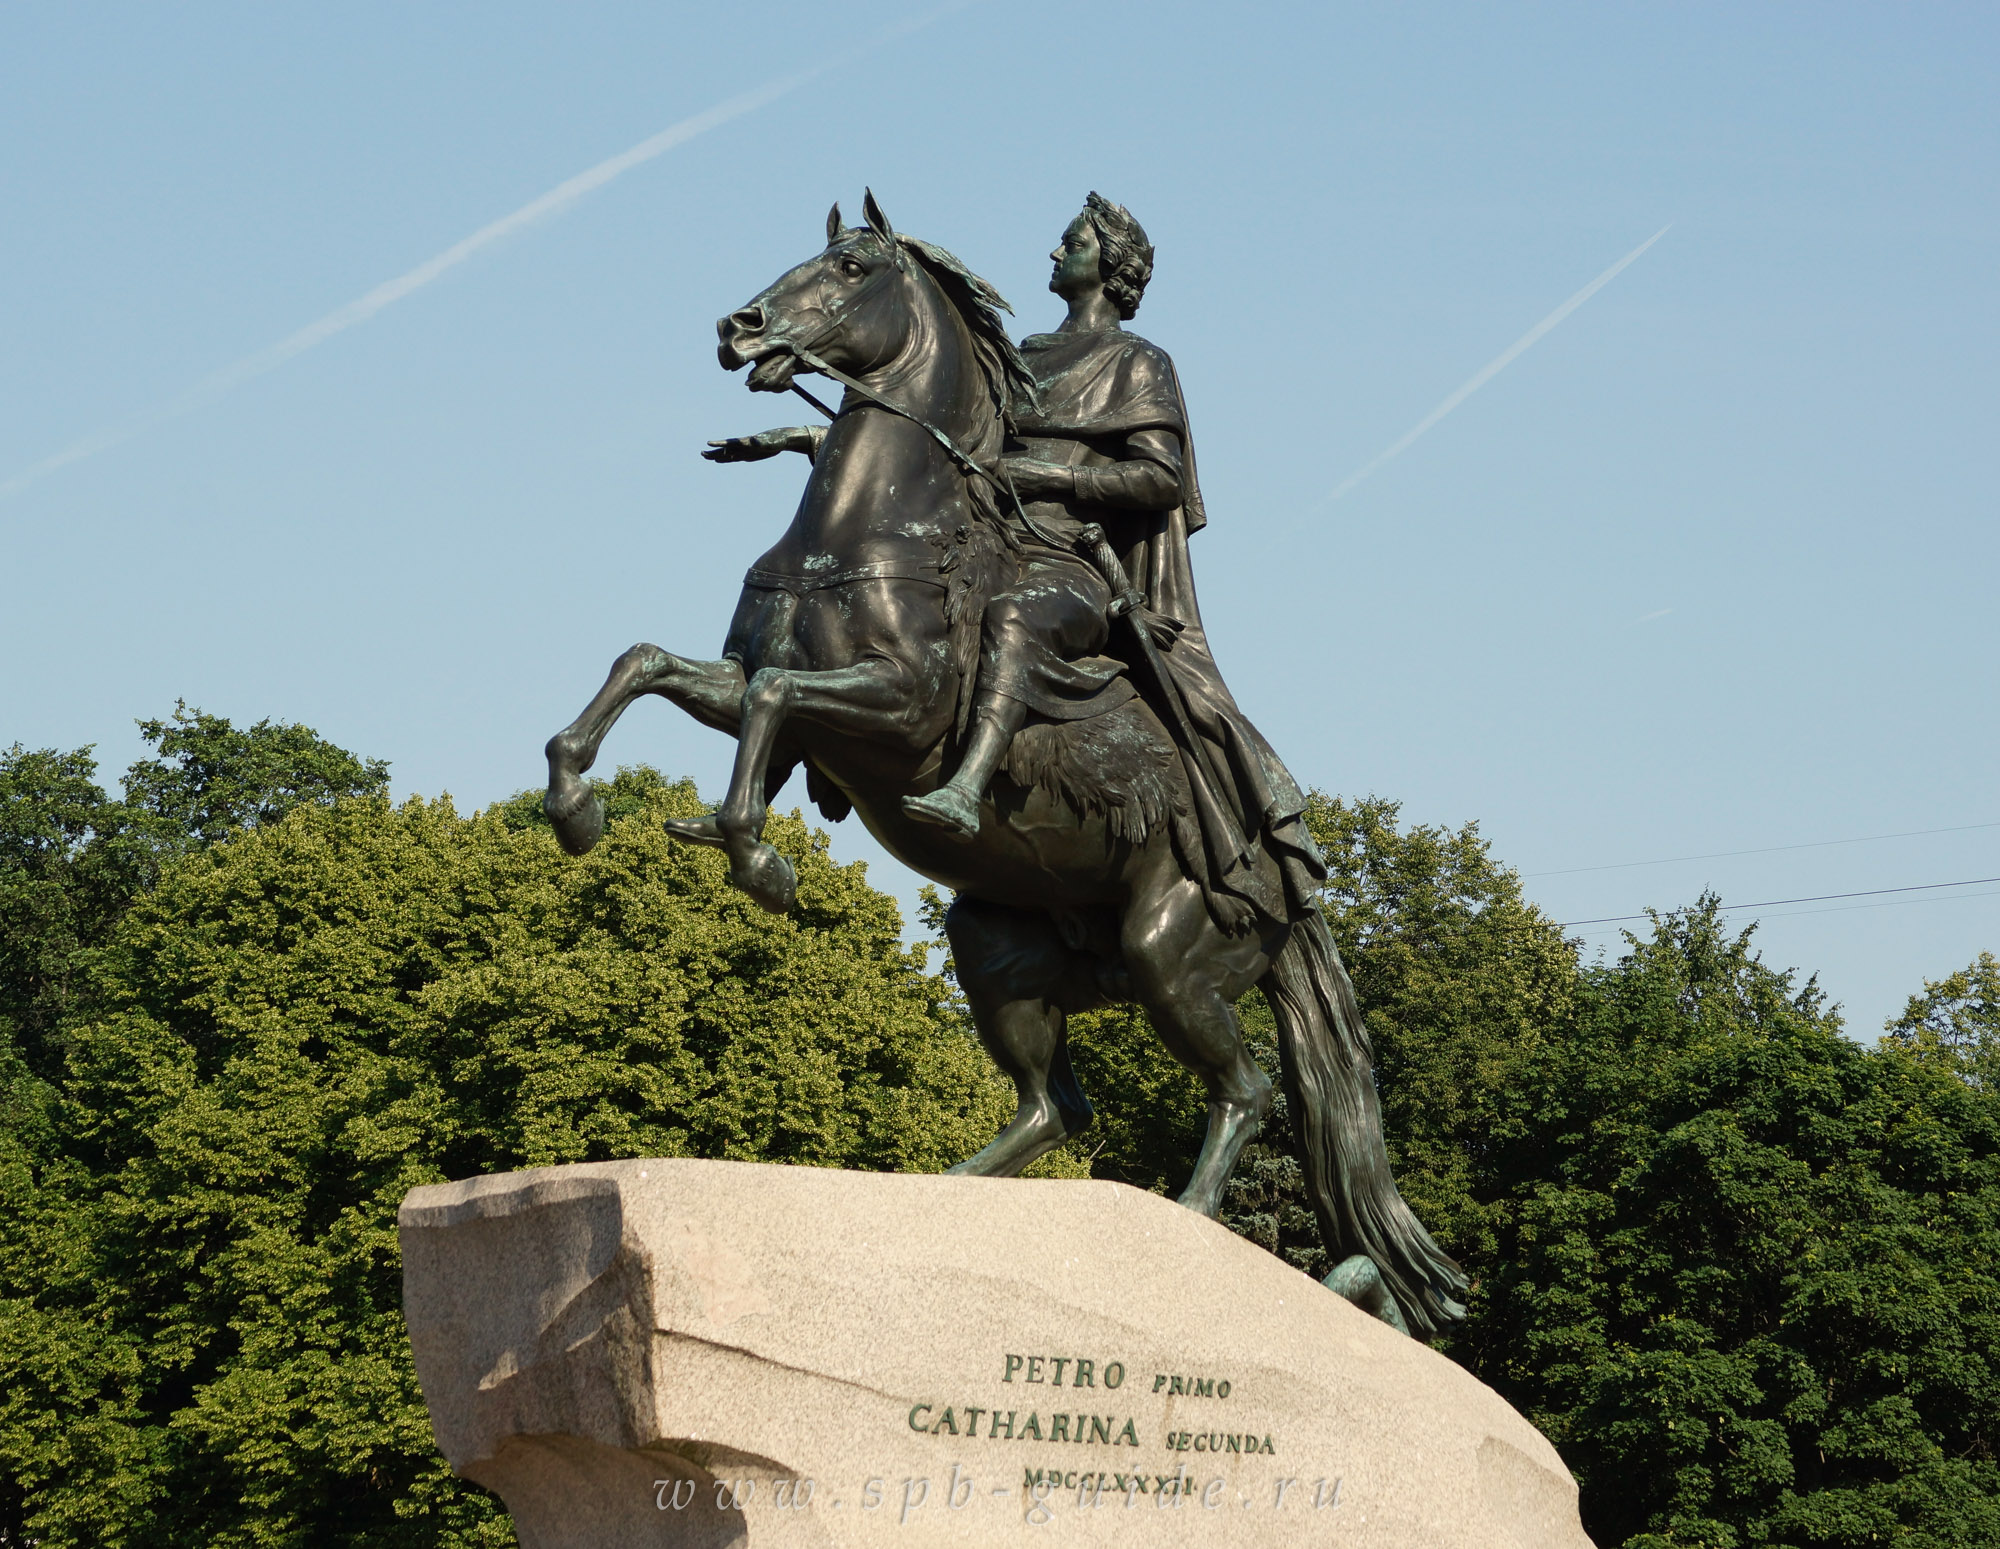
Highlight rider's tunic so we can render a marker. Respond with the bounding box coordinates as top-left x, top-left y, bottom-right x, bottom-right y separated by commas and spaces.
988, 327, 1328, 917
